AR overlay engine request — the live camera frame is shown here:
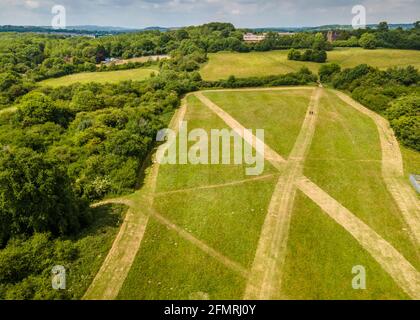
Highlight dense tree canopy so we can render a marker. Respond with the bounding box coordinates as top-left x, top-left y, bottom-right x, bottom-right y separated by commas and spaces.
0, 148, 88, 246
